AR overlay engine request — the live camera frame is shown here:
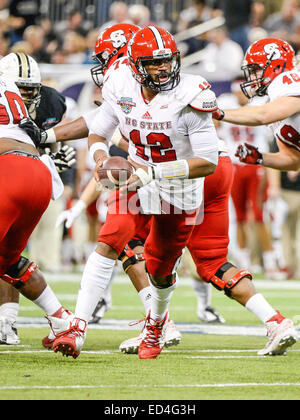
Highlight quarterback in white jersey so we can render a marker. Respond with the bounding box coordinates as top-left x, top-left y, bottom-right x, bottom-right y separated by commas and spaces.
91, 57, 218, 211
52, 26, 219, 361
213, 37, 298, 355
